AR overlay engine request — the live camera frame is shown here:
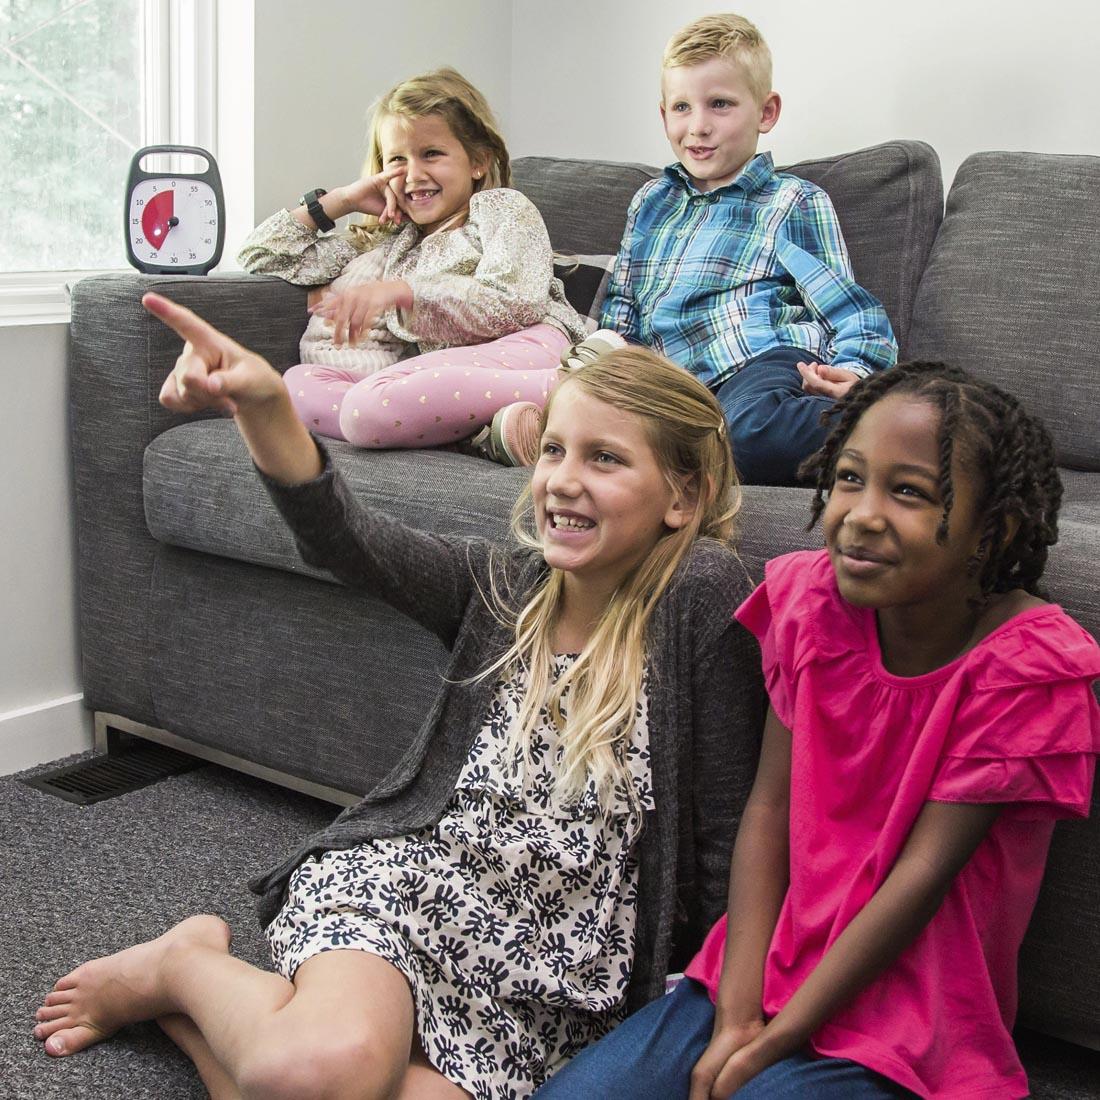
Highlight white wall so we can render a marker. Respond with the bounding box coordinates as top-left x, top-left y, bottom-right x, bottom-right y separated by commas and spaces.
0, 324, 92, 773
244, 0, 514, 262
509, 0, 1100, 186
